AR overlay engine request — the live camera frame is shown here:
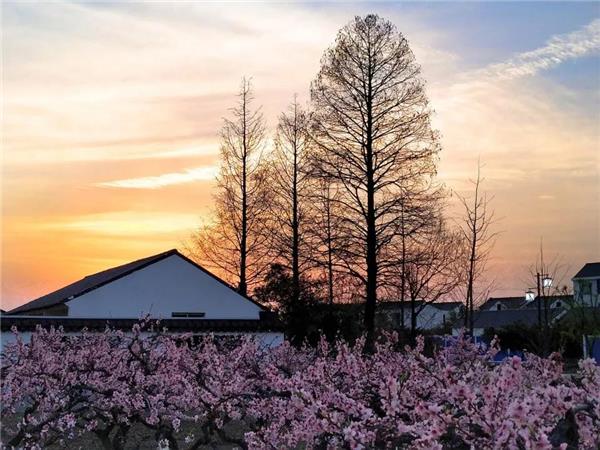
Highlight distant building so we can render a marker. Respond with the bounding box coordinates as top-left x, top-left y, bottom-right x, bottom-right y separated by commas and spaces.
479, 296, 528, 311
455, 307, 567, 337
2, 249, 283, 348
377, 301, 464, 331
480, 294, 572, 312
451, 261, 600, 336
572, 262, 600, 306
